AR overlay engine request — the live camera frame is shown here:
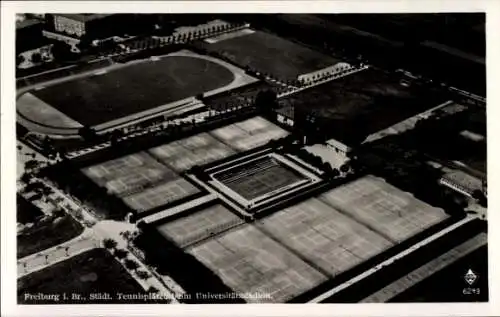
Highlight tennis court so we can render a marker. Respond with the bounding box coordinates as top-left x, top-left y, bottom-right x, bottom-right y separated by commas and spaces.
213, 155, 306, 200
319, 175, 449, 243
209, 116, 289, 151
156, 204, 245, 248
149, 132, 235, 172
258, 198, 393, 277
187, 224, 327, 303
122, 178, 200, 213
82, 152, 179, 197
